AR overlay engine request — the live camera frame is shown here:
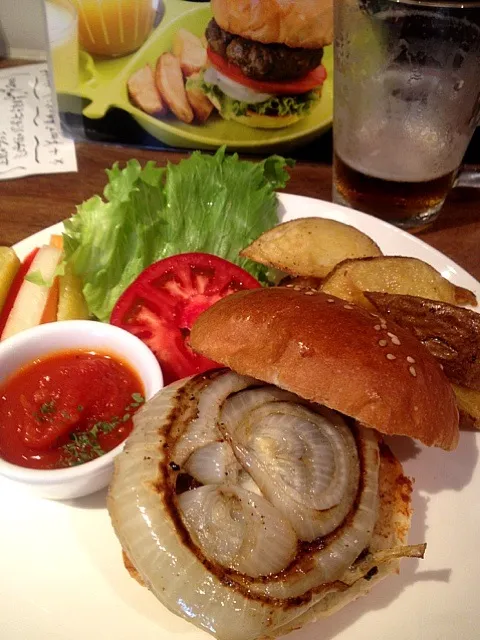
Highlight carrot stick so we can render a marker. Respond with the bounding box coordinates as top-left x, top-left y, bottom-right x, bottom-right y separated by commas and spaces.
49, 235, 64, 250
40, 277, 59, 324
